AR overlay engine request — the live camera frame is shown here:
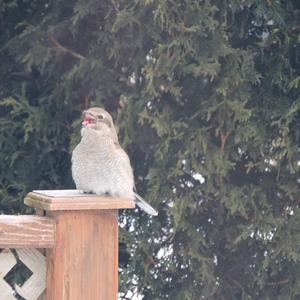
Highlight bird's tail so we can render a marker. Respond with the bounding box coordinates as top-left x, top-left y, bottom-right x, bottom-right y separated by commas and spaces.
134, 192, 158, 216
